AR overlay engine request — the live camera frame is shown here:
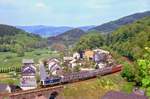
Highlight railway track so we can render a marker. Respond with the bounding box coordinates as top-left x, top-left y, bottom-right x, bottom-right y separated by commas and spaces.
10, 68, 121, 95
0, 85, 63, 98
0, 65, 122, 99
